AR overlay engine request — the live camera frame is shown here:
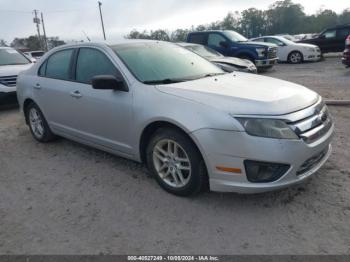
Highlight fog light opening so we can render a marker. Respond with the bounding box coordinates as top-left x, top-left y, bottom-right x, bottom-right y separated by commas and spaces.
244, 160, 290, 183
